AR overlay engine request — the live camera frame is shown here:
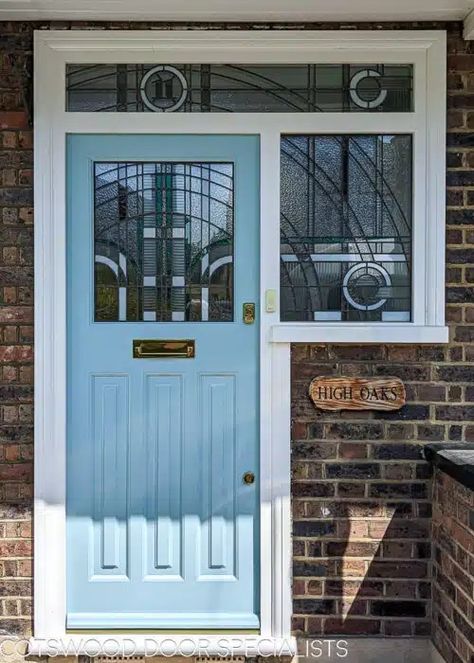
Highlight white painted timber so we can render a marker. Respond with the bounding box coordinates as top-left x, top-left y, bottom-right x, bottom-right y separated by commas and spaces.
464, 7, 474, 37
0, 0, 472, 22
